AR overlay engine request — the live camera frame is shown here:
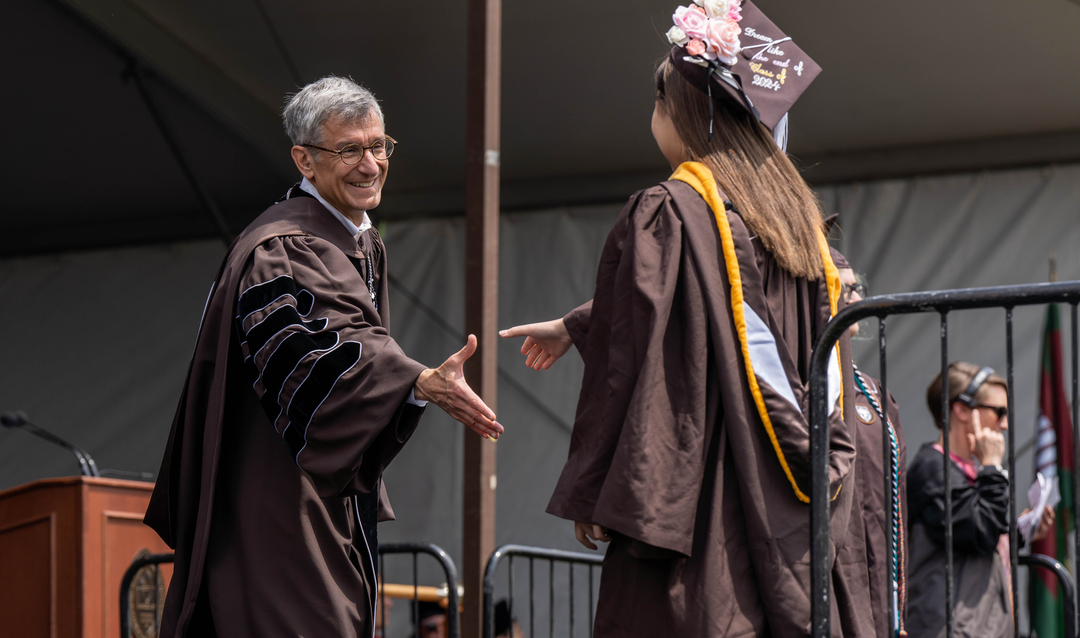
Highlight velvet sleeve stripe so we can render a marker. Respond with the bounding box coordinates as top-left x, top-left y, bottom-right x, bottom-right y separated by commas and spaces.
258, 331, 340, 407
236, 274, 315, 322
242, 304, 329, 359
283, 341, 363, 460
